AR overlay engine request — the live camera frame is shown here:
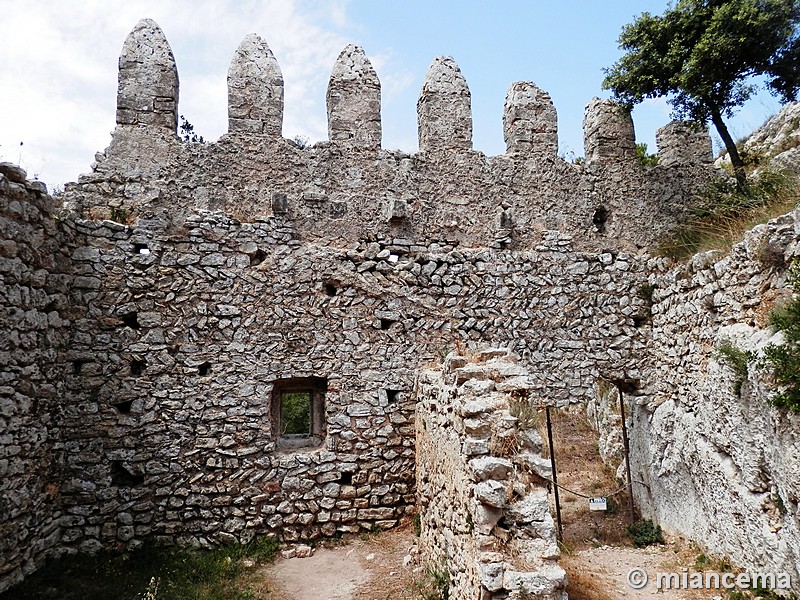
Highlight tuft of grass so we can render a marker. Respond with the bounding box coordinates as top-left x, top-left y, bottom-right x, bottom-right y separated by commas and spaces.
659, 168, 799, 260
0, 537, 279, 600
414, 564, 450, 600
